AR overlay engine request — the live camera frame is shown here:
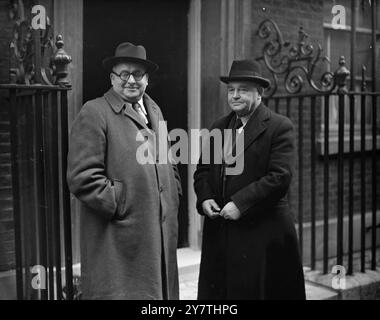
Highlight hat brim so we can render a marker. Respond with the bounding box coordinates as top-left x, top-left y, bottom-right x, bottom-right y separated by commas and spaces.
220, 76, 270, 89
103, 56, 159, 73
